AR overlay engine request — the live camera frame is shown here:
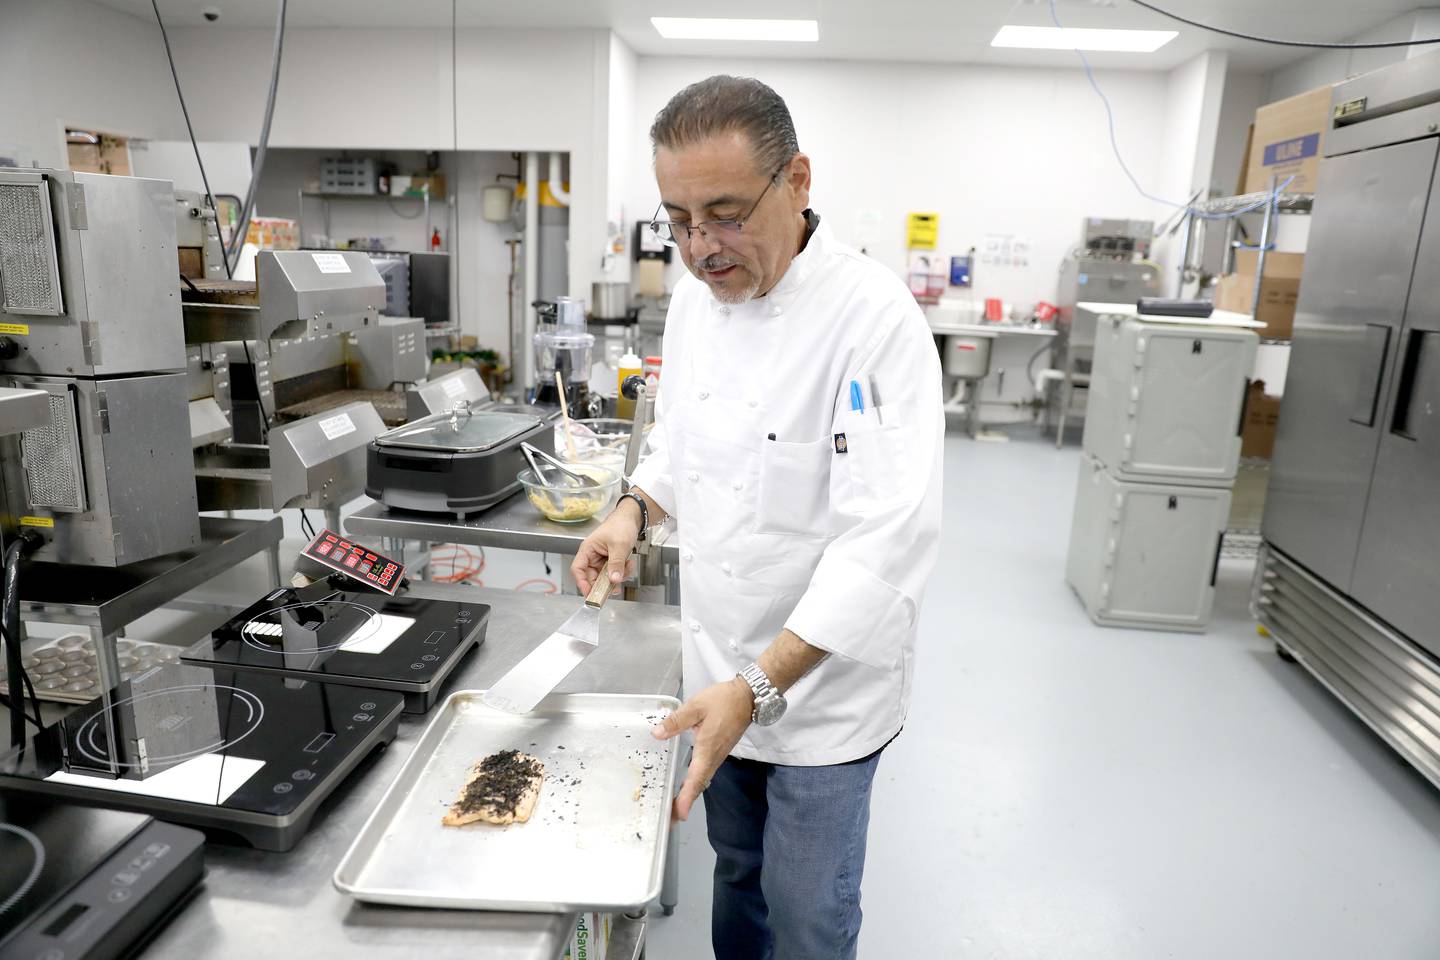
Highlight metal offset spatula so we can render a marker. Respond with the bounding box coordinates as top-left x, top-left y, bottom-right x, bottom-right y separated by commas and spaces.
482, 575, 614, 714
